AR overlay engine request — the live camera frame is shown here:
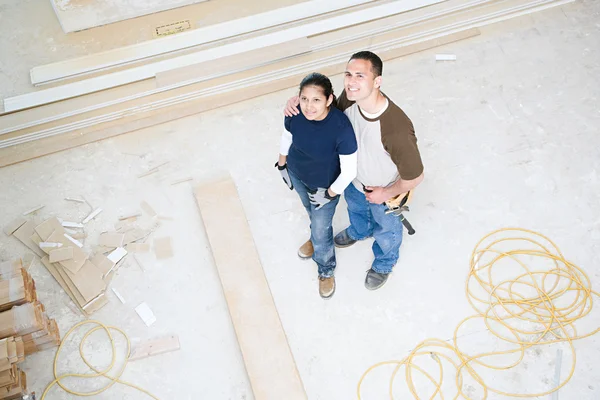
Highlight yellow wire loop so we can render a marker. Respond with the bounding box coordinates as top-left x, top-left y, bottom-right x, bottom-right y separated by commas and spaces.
41, 320, 160, 399
358, 228, 599, 399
